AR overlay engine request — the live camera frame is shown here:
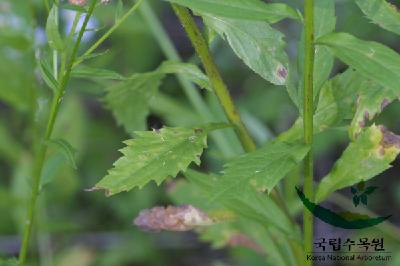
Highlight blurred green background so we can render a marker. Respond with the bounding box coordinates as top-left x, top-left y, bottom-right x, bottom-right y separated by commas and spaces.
0, 0, 399, 265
